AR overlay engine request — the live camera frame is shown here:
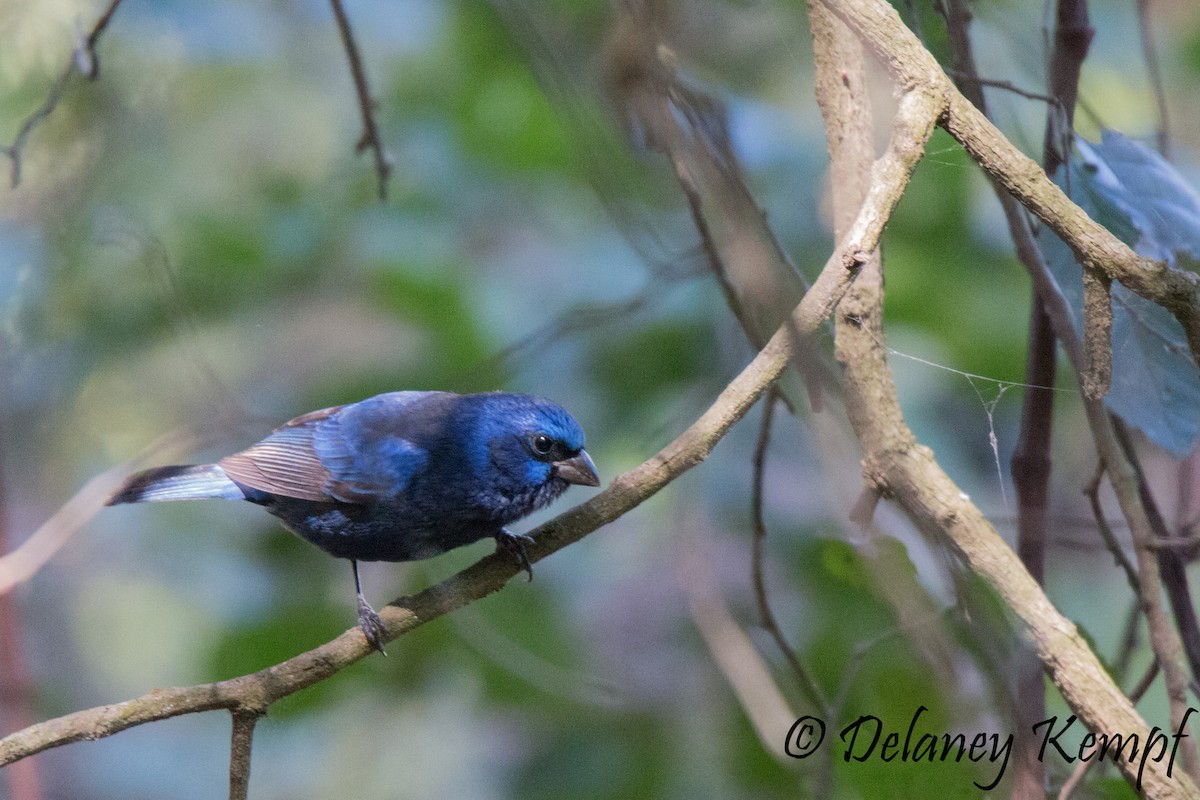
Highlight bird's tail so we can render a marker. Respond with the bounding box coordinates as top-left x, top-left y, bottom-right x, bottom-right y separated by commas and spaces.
106, 464, 245, 505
